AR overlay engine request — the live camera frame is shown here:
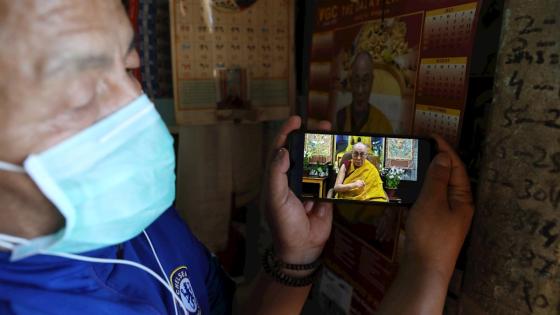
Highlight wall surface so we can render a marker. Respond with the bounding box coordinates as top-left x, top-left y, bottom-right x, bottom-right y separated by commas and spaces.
461, 0, 560, 314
